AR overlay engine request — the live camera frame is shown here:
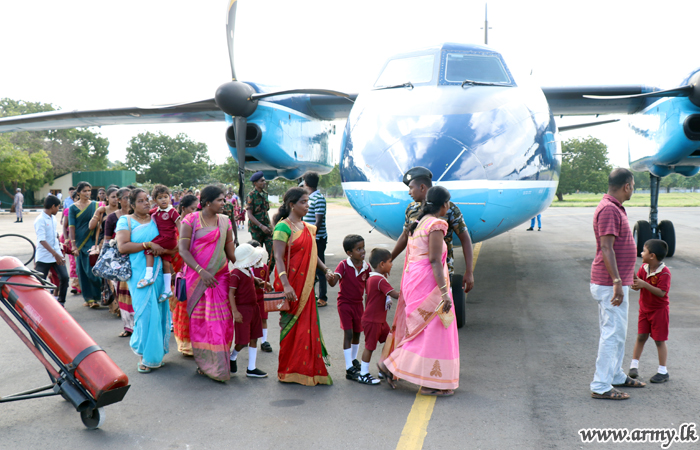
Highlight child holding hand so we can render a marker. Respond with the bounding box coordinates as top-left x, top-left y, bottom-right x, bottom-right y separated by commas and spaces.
327, 234, 371, 381
630, 239, 672, 383
138, 185, 180, 303
249, 240, 273, 352
229, 244, 268, 378
357, 248, 399, 385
